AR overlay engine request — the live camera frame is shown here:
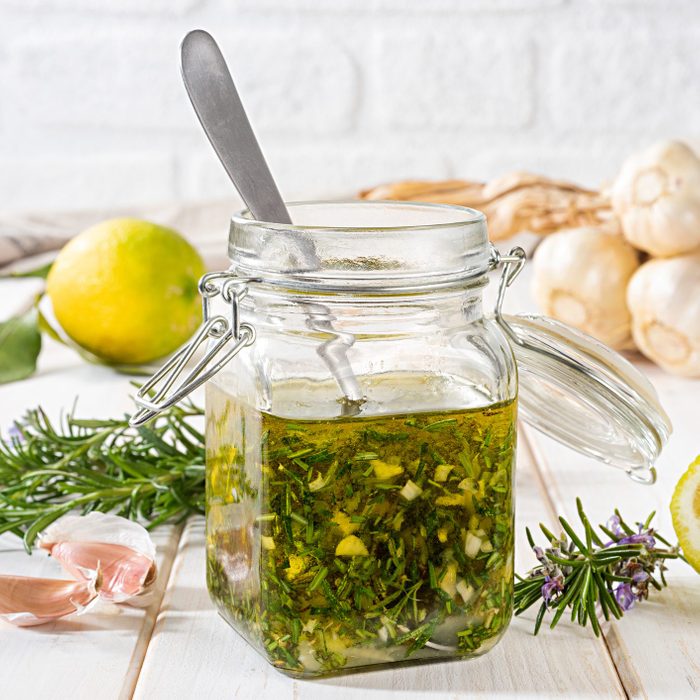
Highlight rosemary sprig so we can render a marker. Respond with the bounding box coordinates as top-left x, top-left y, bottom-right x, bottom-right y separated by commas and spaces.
0, 400, 205, 552
515, 498, 681, 635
